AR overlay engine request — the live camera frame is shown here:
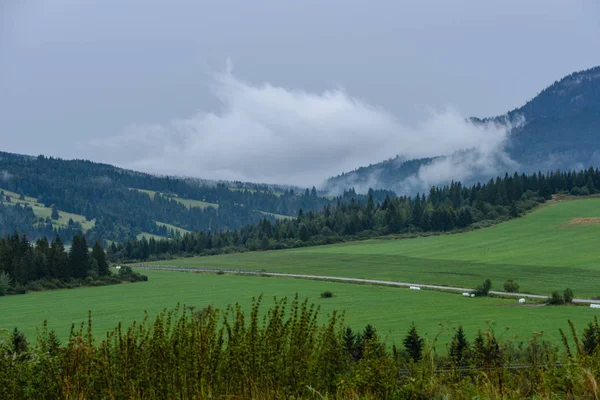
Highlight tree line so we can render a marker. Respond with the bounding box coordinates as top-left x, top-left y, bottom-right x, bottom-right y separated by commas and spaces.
108, 167, 600, 262
0, 233, 109, 295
